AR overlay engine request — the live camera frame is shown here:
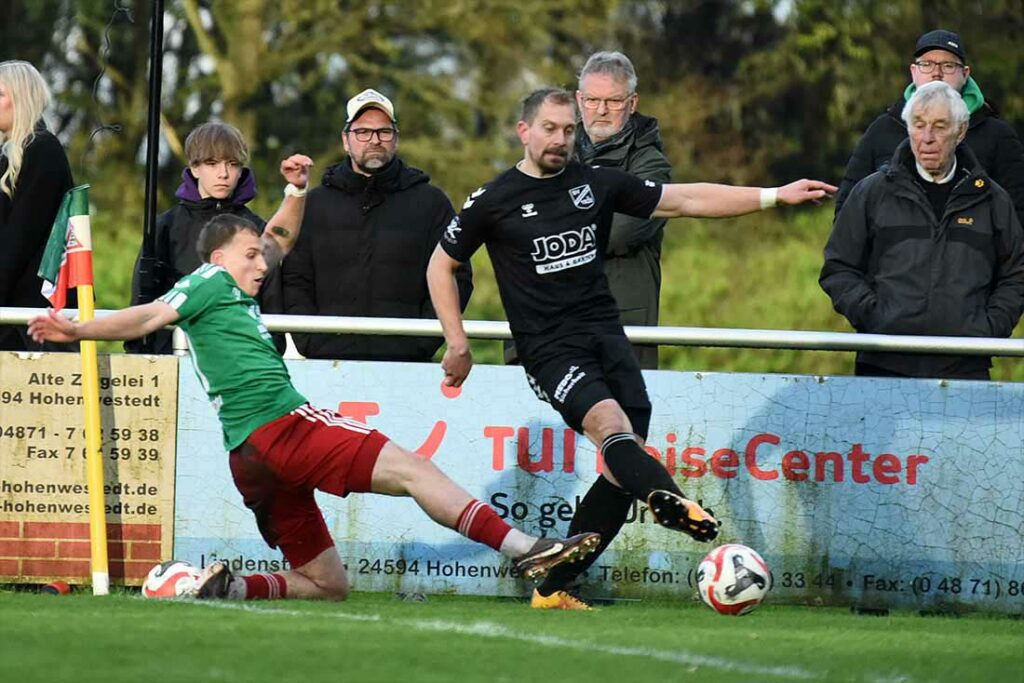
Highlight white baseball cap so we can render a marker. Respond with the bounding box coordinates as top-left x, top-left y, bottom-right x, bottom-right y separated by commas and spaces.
345, 88, 397, 125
